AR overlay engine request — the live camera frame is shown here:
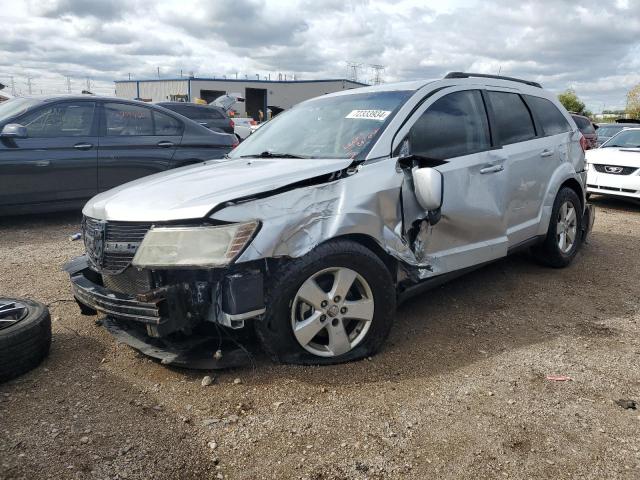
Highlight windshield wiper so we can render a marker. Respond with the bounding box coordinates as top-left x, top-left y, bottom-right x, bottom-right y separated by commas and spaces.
240, 151, 309, 159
